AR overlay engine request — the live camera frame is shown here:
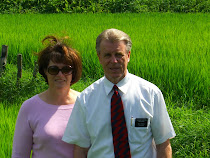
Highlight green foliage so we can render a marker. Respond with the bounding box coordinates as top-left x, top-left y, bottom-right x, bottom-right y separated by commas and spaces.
0, 13, 209, 107
0, 0, 209, 13
168, 104, 210, 157
0, 102, 18, 158
0, 13, 209, 157
0, 64, 47, 104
